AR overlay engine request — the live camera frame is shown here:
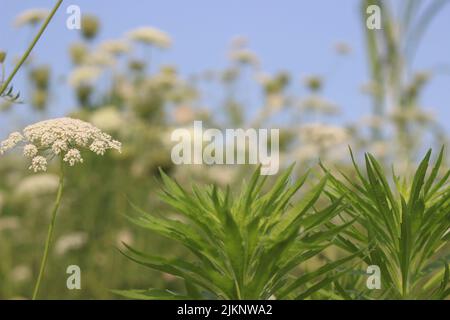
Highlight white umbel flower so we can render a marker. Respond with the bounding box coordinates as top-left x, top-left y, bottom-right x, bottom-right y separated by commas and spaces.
29, 156, 48, 172
63, 149, 83, 166
127, 27, 172, 48
68, 66, 102, 88
0, 117, 121, 172
14, 9, 49, 27
23, 144, 38, 158
15, 174, 59, 198
0, 132, 24, 155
